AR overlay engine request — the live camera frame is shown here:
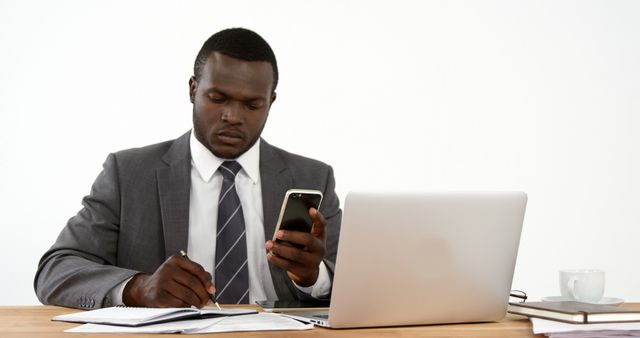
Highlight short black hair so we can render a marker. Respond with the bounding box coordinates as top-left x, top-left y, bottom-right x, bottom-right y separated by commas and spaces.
193, 28, 278, 92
